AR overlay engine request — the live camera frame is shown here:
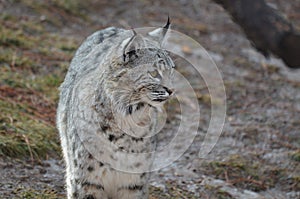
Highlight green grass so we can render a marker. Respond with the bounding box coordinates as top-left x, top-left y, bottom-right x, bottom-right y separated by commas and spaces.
0, 99, 60, 159
0, 2, 83, 160
51, 0, 84, 16
0, 27, 35, 49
